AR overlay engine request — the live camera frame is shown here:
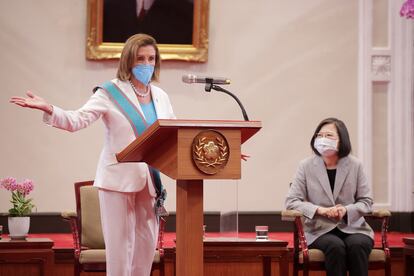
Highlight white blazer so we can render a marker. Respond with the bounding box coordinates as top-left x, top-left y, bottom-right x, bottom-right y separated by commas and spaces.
43, 79, 176, 194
